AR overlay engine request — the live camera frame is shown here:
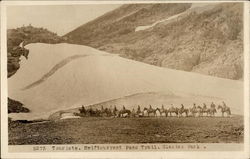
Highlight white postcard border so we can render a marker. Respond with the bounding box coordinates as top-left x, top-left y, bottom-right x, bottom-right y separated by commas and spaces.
1, 1, 249, 159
